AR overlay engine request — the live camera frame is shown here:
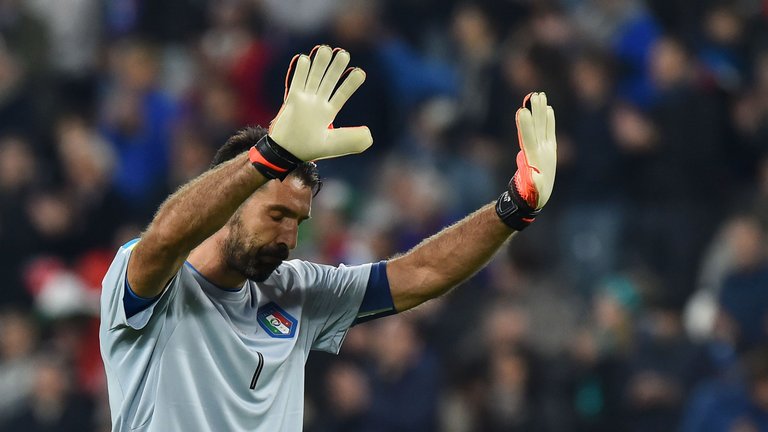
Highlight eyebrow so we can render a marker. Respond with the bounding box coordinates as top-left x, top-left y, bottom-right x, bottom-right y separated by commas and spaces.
267, 204, 310, 222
